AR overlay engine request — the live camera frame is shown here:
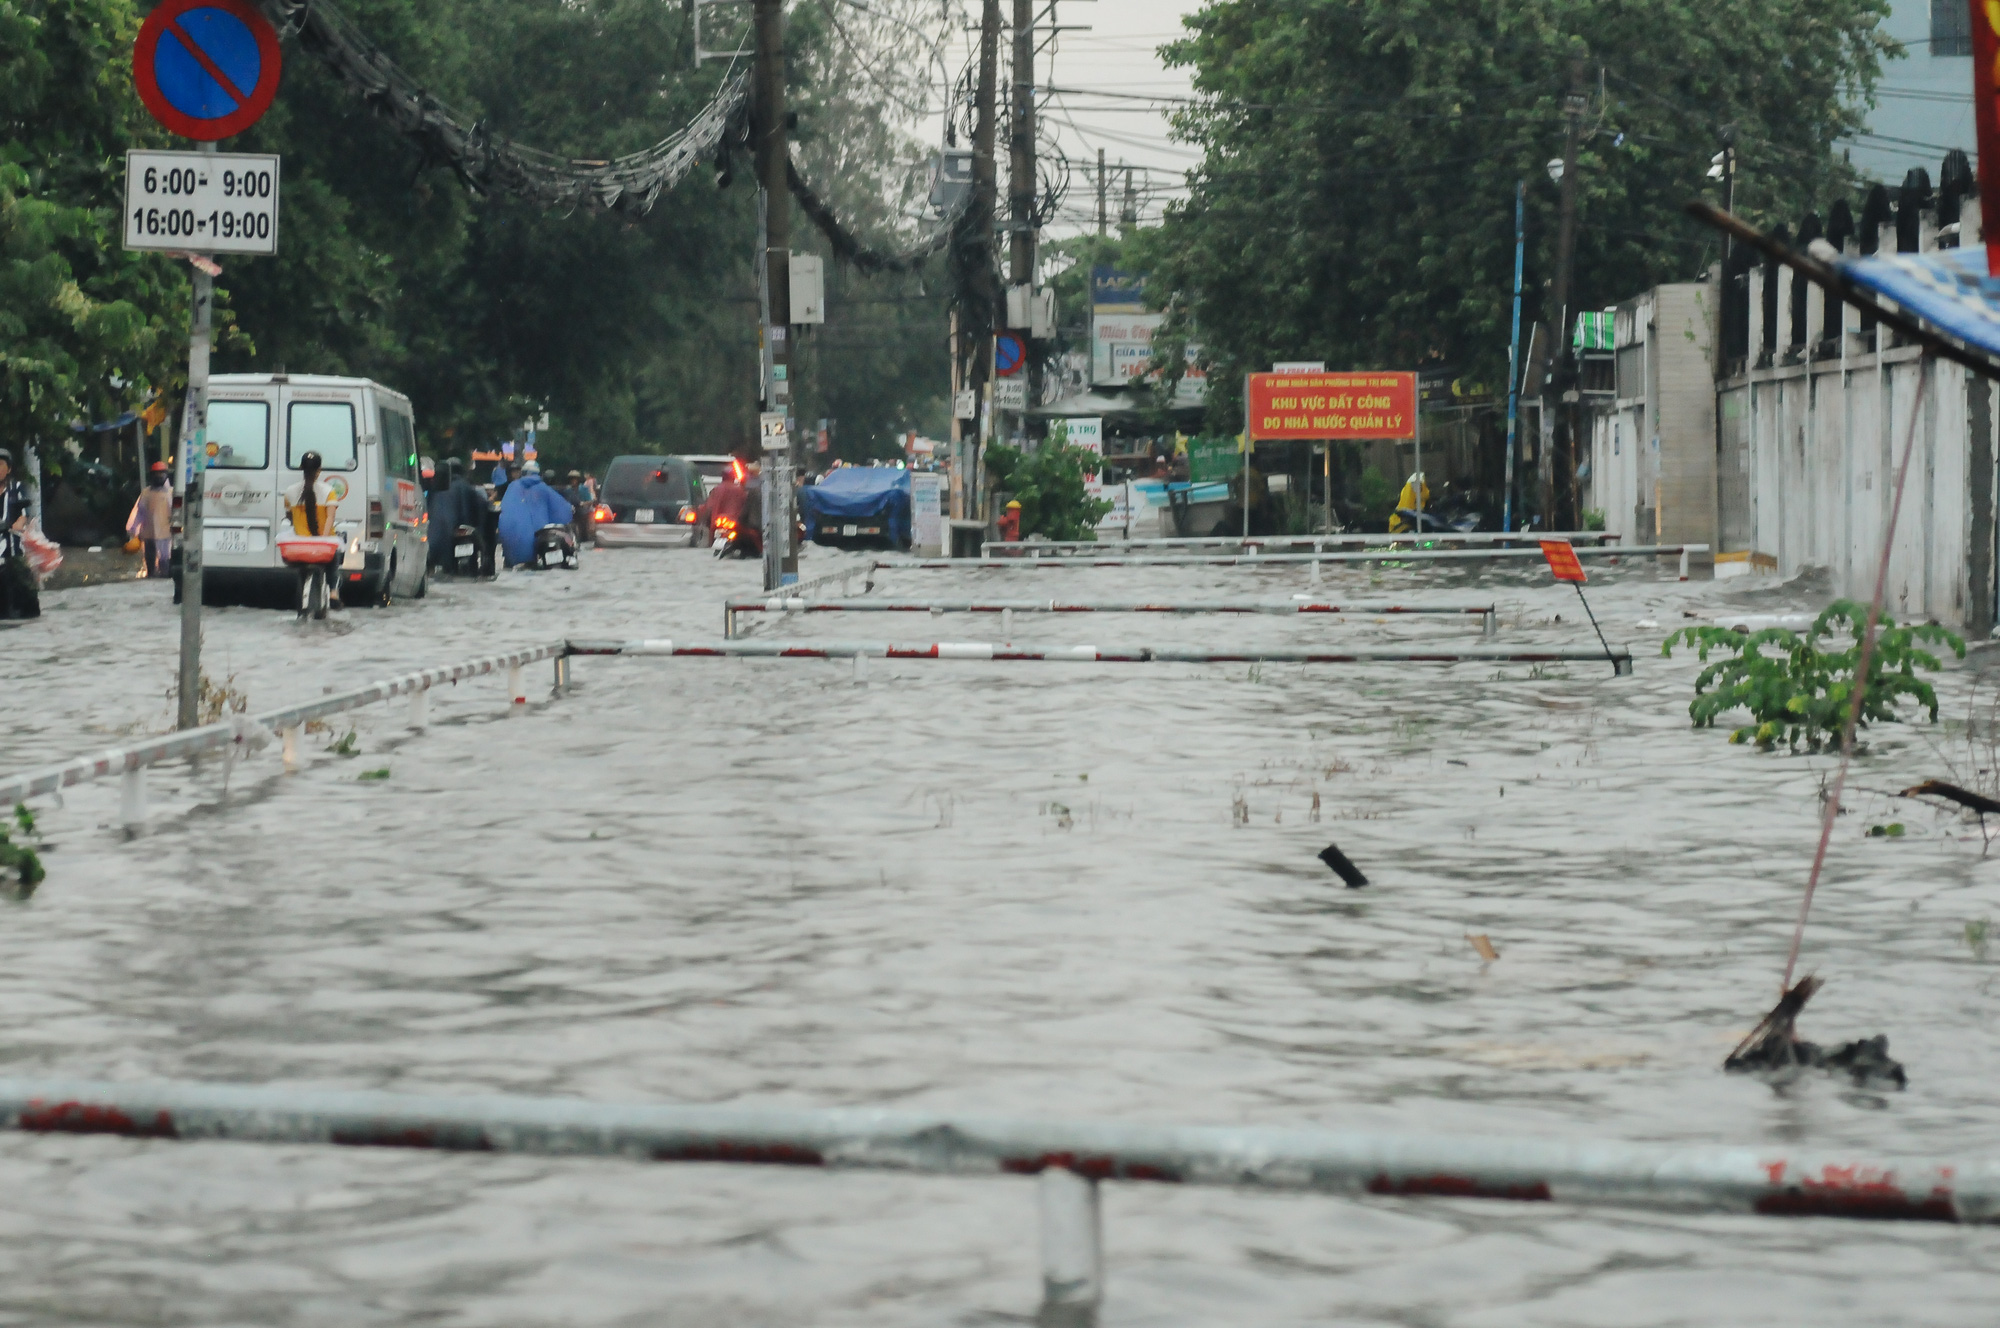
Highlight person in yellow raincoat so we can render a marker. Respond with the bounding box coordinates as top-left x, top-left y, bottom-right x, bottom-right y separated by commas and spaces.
1387, 471, 1430, 533
282, 450, 344, 609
